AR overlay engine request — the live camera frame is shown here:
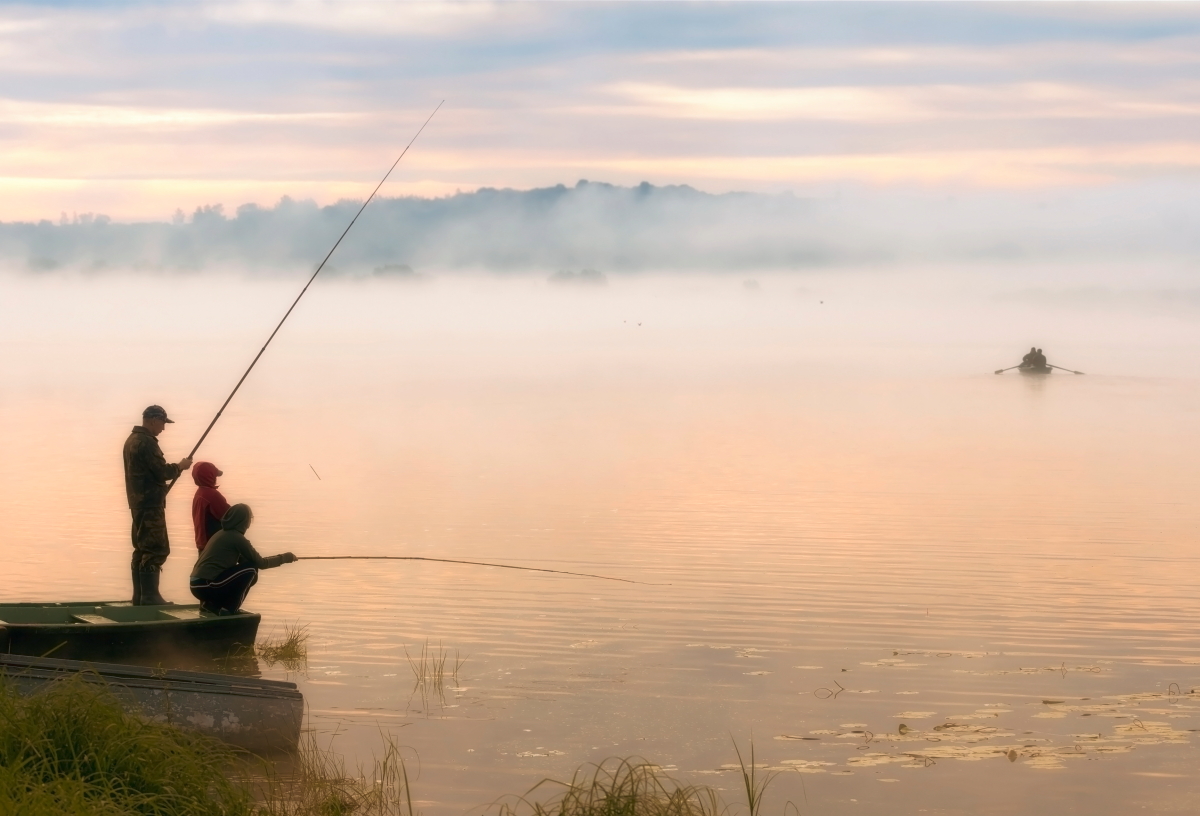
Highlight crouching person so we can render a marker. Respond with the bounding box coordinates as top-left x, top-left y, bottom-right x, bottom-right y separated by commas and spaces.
189, 504, 297, 614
